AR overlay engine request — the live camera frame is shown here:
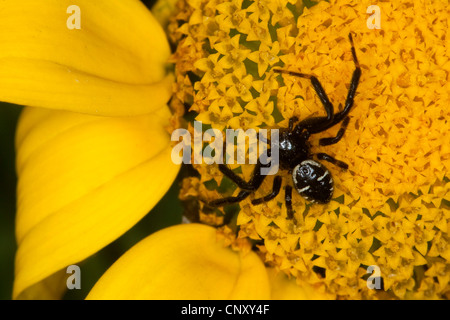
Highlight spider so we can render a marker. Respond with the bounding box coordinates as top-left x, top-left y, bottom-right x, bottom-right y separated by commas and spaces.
205, 33, 361, 223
